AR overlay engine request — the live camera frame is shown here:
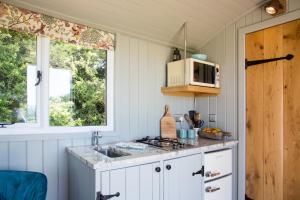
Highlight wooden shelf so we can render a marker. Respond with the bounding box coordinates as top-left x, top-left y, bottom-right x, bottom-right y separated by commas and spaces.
161, 85, 220, 97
